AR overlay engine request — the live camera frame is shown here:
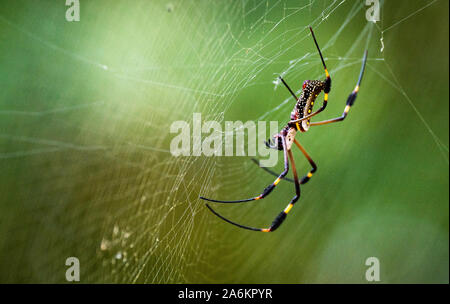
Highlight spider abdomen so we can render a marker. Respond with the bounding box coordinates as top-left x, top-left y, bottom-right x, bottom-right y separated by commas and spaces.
295, 80, 325, 132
